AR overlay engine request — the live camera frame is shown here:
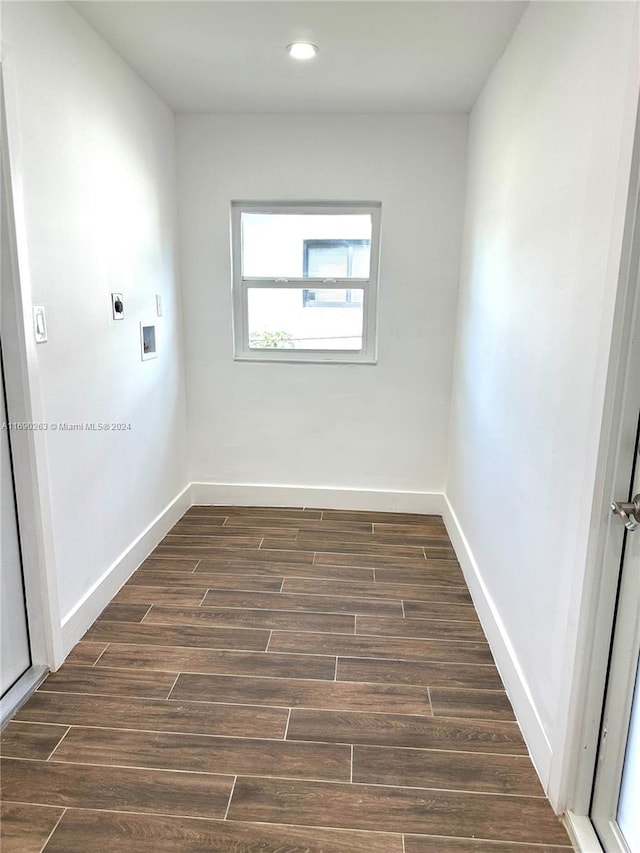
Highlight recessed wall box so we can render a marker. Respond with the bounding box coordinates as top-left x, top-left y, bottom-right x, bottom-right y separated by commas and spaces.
140, 322, 157, 361
111, 293, 124, 320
